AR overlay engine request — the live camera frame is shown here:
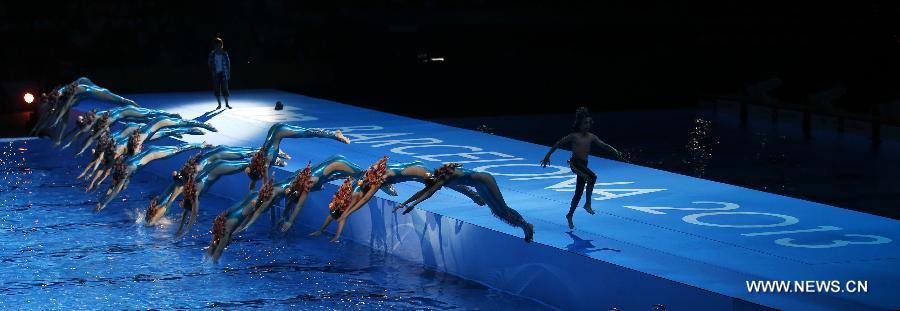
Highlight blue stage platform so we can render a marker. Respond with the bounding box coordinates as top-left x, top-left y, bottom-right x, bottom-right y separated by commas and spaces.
75, 90, 899, 310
